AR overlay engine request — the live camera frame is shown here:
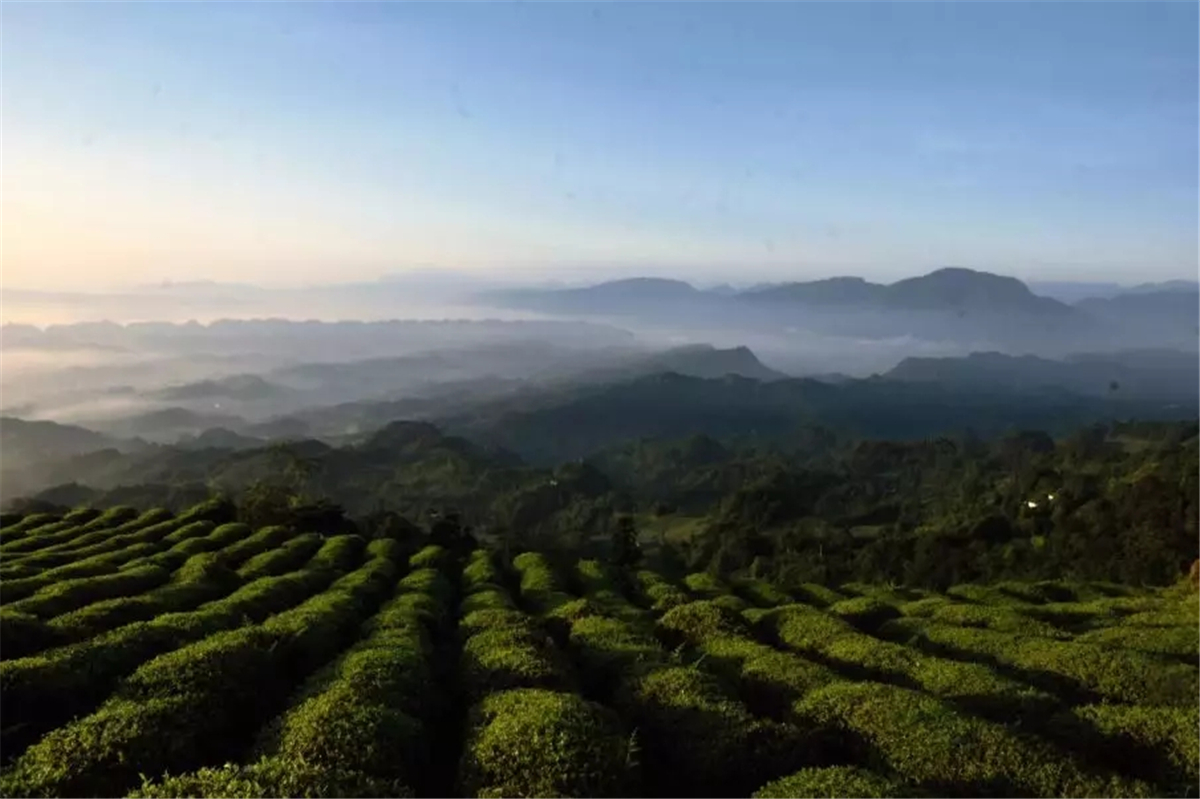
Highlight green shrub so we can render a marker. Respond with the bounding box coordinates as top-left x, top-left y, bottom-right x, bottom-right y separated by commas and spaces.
711, 594, 750, 613
738, 649, 839, 715
545, 596, 605, 639
46, 553, 242, 642
0, 696, 221, 797
575, 558, 617, 594
929, 603, 1066, 637
513, 551, 568, 611
615, 666, 813, 798
377, 591, 443, 633
307, 534, 366, 573
828, 596, 900, 630
762, 604, 857, 651
734, 578, 793, 608
658, 600, 751, 646
463, 549, 502, 591
0, 512, 61, 538
459, 607, 534, 640
397, 567, 454, 607
888, 619, 1199, 706
773, 608, 1057, 718
7, 554, 400, 795
790, 583, 845, 608
0, 565, 337, 759
683, 571, 728, 598
1047, 703, 1199, 792
458, 688, 632, 798
175, 498, 237, 526
0, 610, 67, 659
127, 755, 411, 799
365, 537, 402, 562
567, 615, 668, 696
214, 525, 295, 568
274, 684, 426, 783
461, 586, 513, 615
460, 625, 574, 700
634, 570, 689, 613
1075, 623, 1199, 659
5, 565, 171, 619
408, 544, 447, 570
1, 542, 162, 604
898, 596, 953, 618
792, 681, 1151, 797
753, 765, 917, 798
235, 532, 324, 580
